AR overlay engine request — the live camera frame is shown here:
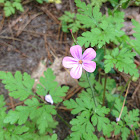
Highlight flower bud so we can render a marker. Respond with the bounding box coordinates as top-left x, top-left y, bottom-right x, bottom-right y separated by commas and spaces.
45, 94, 53, 105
